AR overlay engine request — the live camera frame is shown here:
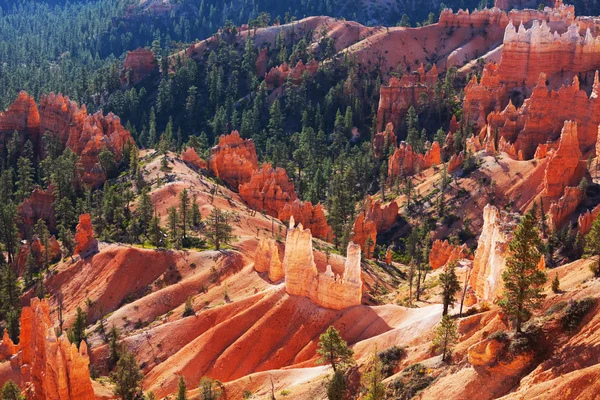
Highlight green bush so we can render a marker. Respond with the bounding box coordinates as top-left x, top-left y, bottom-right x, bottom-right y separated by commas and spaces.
378, 346, 406, 377
488, 330, 509, 342
386, 364, 434, 399
561, 298, 595, 332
